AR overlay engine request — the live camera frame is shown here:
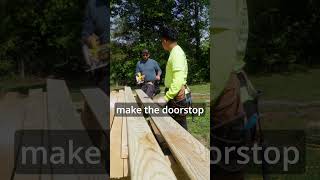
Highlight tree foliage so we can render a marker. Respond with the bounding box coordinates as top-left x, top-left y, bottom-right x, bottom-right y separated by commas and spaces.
0, 0, 86, 79
1, 0, 319, 81
110, 0, 210, 86
246, 0, 320, 73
